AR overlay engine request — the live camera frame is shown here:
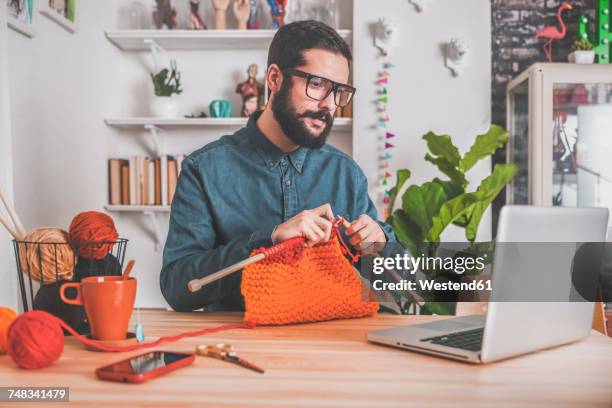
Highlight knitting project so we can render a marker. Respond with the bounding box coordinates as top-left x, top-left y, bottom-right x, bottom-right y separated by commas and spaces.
241, 229, 379, 325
